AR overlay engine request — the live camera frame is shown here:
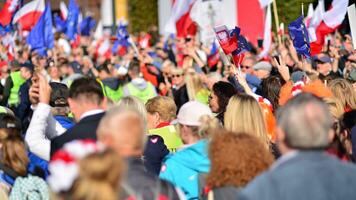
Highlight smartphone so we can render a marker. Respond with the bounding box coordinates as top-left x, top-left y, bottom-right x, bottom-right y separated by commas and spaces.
258, 39, 263, 48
